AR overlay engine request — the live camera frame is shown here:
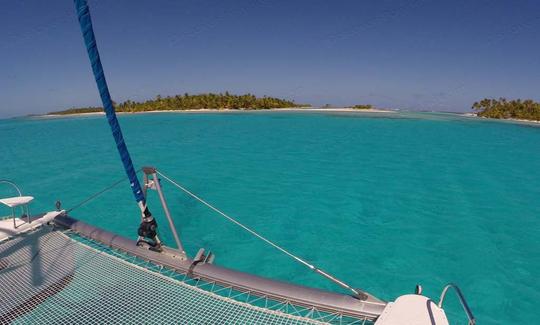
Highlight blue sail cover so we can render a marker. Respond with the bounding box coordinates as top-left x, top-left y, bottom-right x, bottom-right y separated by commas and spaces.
74, 0, 145, 205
